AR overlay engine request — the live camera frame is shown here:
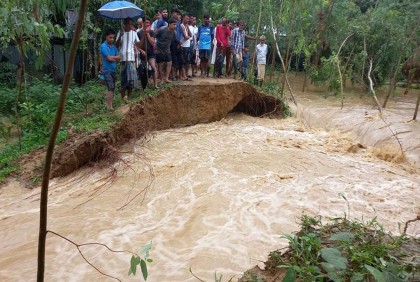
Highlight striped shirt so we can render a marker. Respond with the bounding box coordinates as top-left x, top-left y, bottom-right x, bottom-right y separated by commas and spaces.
117, 30, 140, 62
231, 27, 245, 54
